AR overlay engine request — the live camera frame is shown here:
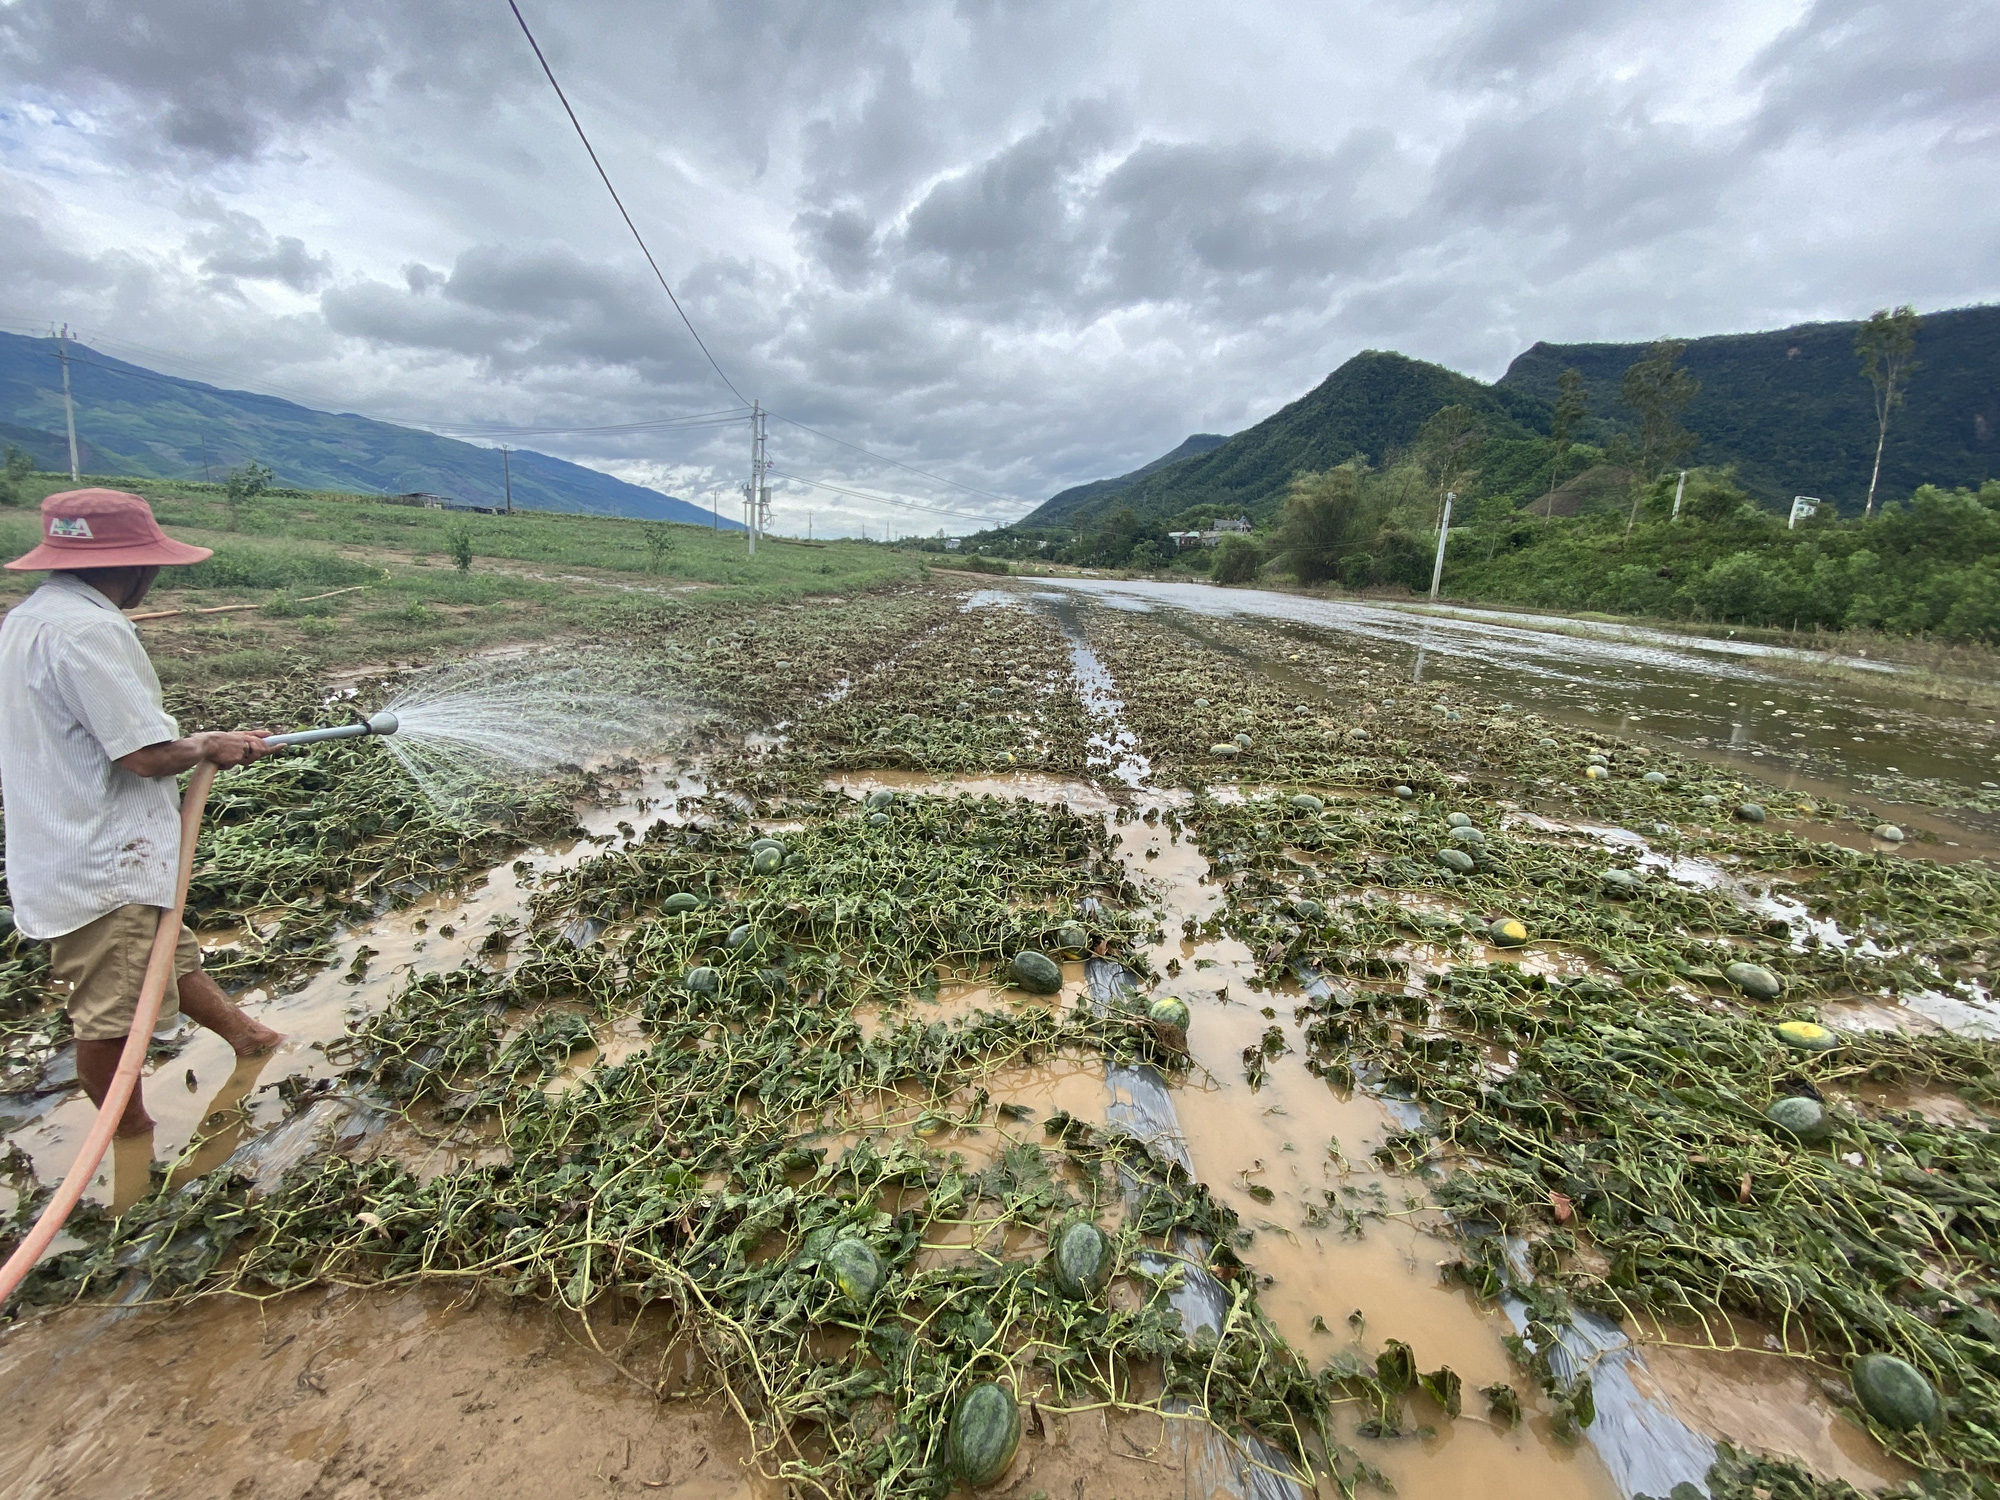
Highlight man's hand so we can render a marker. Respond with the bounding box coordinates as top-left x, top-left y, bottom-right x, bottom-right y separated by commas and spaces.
118, 730, 272, 779
192, 730, 271, 768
